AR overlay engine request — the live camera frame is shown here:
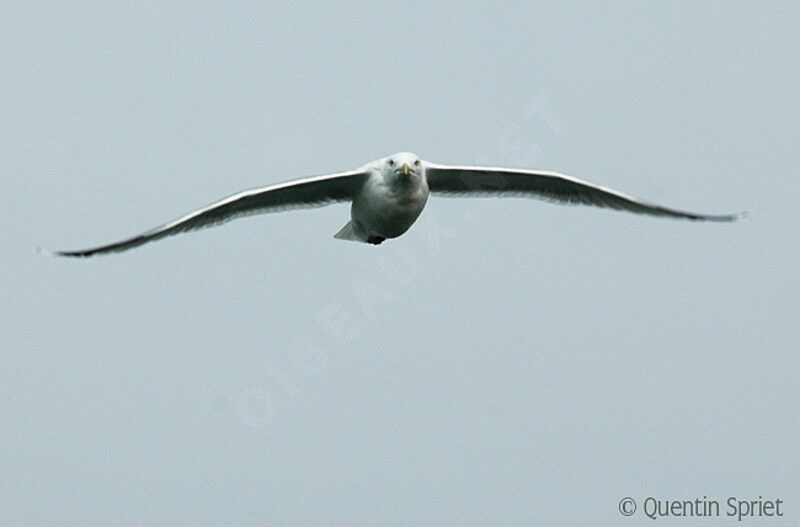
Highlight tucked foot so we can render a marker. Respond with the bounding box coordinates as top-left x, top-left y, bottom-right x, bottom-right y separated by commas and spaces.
366, 235, 385, 245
